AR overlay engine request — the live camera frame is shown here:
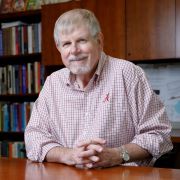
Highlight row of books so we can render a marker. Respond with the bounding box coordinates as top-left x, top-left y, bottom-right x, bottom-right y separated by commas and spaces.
0, 141, 25, 158
0, 21, 41, 56
0, 0, 72, 14
0, 0, 41, 13
0, 62, 44, 95
0, 102, 34, 132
